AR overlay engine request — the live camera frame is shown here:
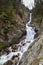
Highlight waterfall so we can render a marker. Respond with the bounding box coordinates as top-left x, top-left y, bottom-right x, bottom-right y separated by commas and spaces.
22, 0, 35, 43
22, 0, 35, 10
25, 14, 35, 43
0, 0, 35, 65
27, 13, 32, 24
